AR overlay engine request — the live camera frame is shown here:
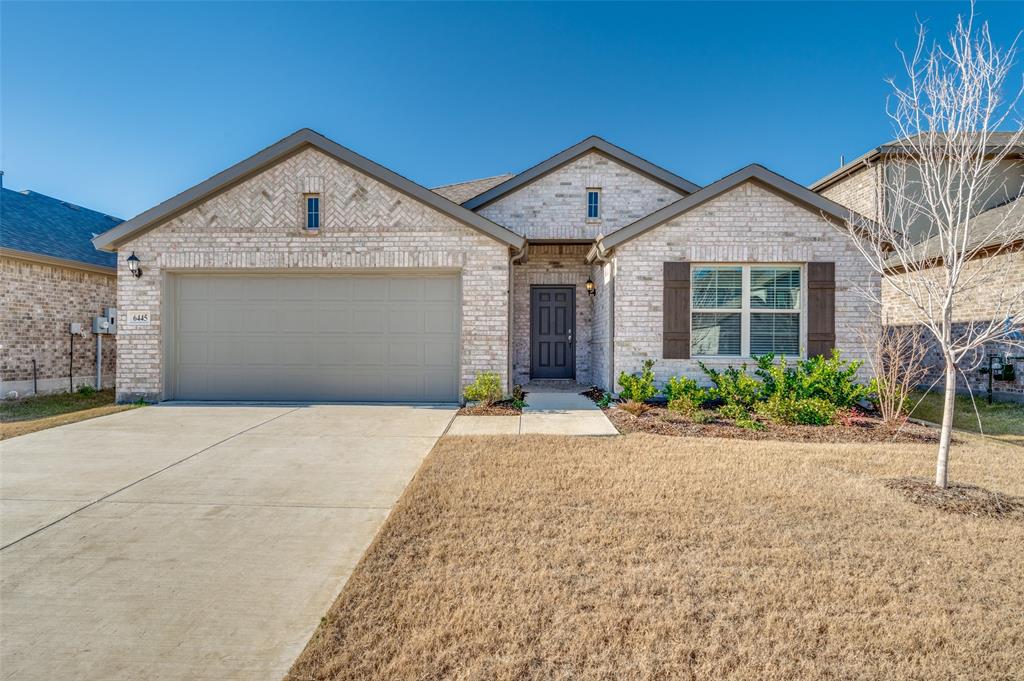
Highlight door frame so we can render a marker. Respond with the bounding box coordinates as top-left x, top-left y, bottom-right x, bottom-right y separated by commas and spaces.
529, 284, 576, 380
